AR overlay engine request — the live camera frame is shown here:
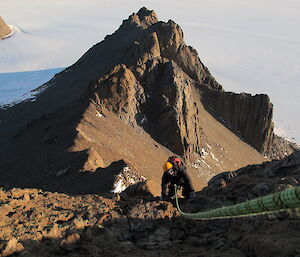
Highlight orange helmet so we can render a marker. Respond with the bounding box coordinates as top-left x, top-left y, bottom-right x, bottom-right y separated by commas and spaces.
163, 162, 173, 171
